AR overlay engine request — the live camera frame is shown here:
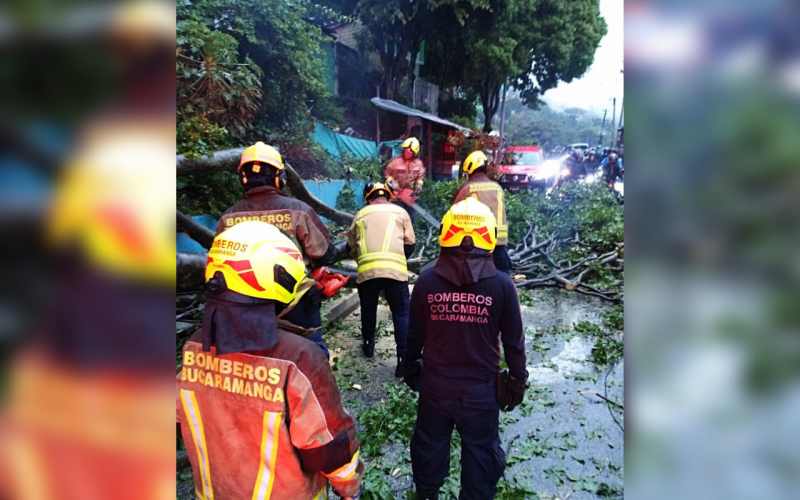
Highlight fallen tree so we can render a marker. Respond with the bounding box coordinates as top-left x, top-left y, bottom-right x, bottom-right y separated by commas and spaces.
176, 149, 623, 302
